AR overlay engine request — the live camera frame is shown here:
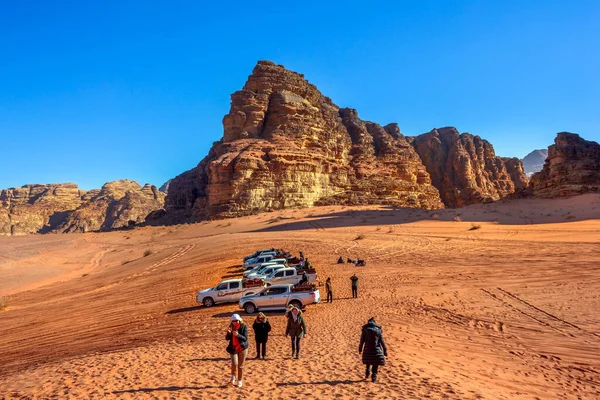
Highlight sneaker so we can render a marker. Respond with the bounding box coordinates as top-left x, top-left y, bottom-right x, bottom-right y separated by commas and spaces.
295, 353, 300, 359
262, 356, 267, 360
255, 355, 260, 359
237, 380, 243, 388
291, 351, 296, 358
230, 375, 236, 385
